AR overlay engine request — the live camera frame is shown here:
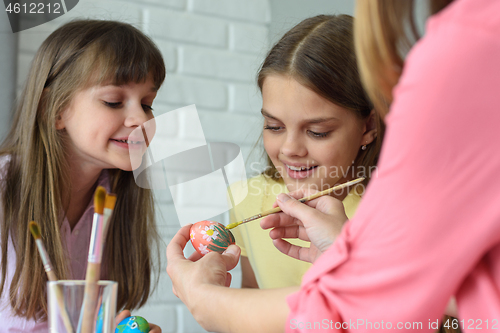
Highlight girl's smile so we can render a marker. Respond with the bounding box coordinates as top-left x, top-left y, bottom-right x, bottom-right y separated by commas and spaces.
261, 75, 375, 195
282, 161, 318, 179
109, 136, 146, 150
56, 78, 157, 172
